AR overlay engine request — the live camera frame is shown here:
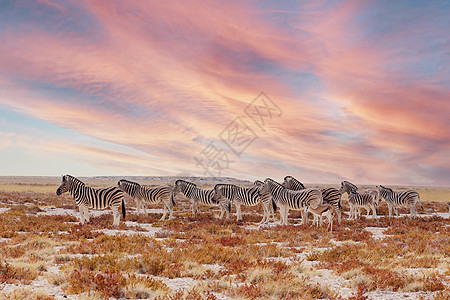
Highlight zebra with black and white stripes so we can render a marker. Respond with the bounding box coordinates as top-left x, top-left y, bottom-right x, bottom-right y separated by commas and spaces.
283, 176, 342, 224
262, 178, 322, 225
320, 187, 343, 223
339, 181, 377, 219
254, 180, 276, 223
214, 183, 274, 223
173, 180, 230, 219
56, 175, 125, 226
118, 179, 175, 220
376, 185, 423, 219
